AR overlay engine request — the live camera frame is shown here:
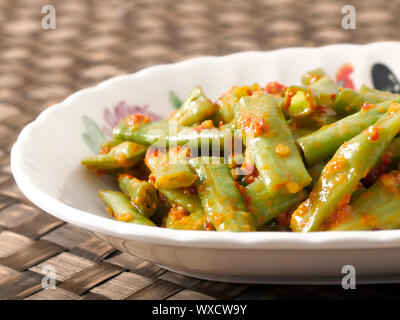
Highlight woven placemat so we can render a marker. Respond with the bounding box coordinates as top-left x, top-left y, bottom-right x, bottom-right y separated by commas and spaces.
1, 0, 400, 300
